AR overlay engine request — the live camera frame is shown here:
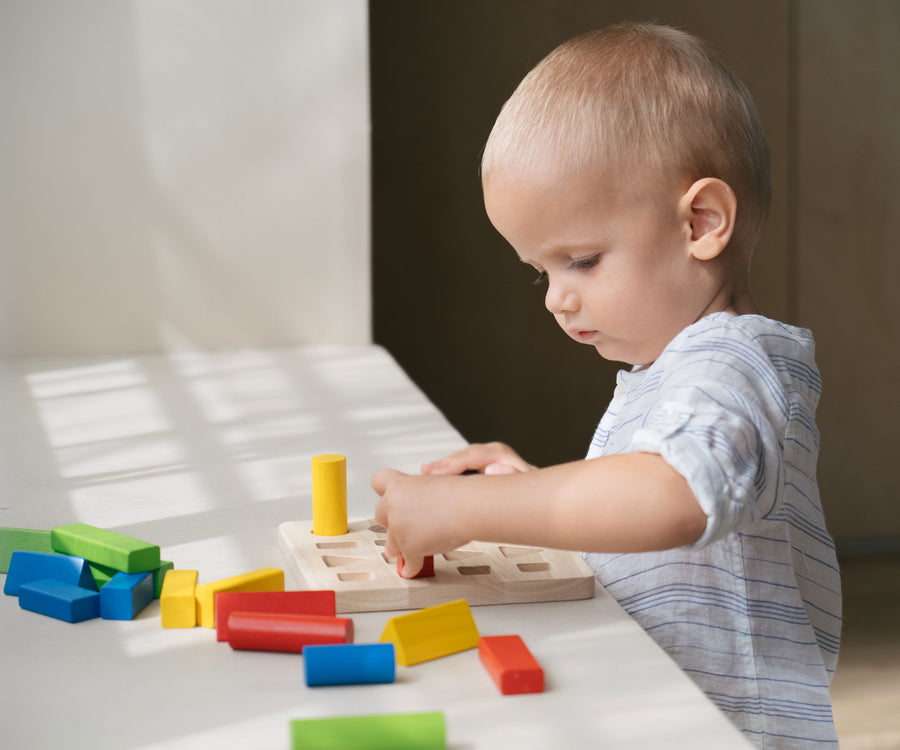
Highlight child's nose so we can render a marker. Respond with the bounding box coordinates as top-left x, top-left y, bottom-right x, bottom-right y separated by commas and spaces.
544, 280, 578, 315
